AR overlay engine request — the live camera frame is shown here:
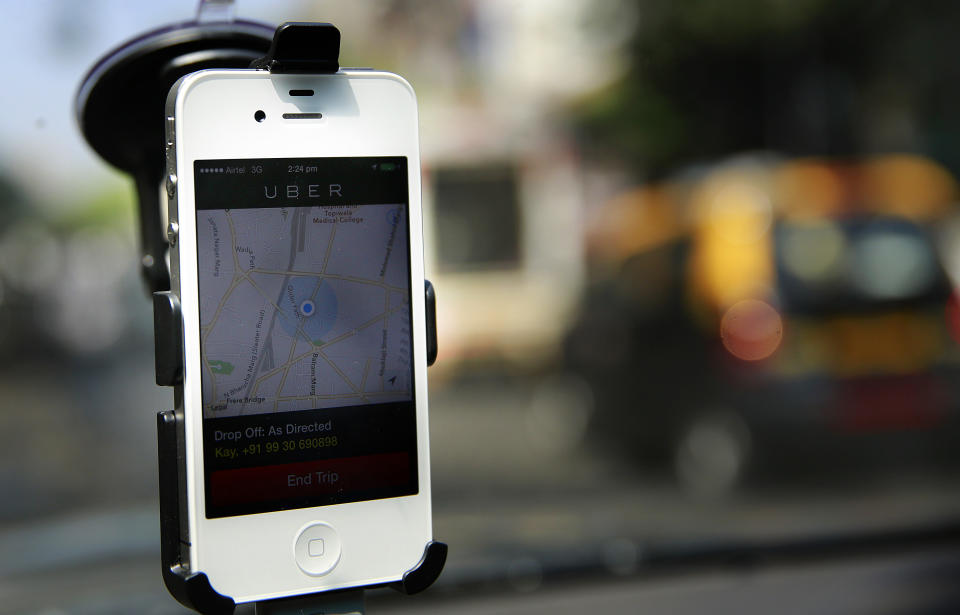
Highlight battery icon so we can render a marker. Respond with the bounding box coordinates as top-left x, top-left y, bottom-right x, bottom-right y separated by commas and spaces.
379, 162, 398, 171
